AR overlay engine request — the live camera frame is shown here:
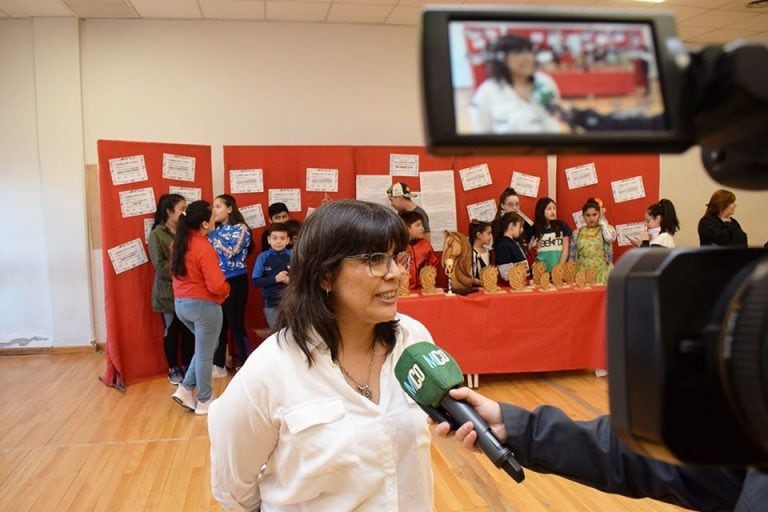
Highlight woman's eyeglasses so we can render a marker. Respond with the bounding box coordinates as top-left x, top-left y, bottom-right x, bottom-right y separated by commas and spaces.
345, 252, 411, 277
